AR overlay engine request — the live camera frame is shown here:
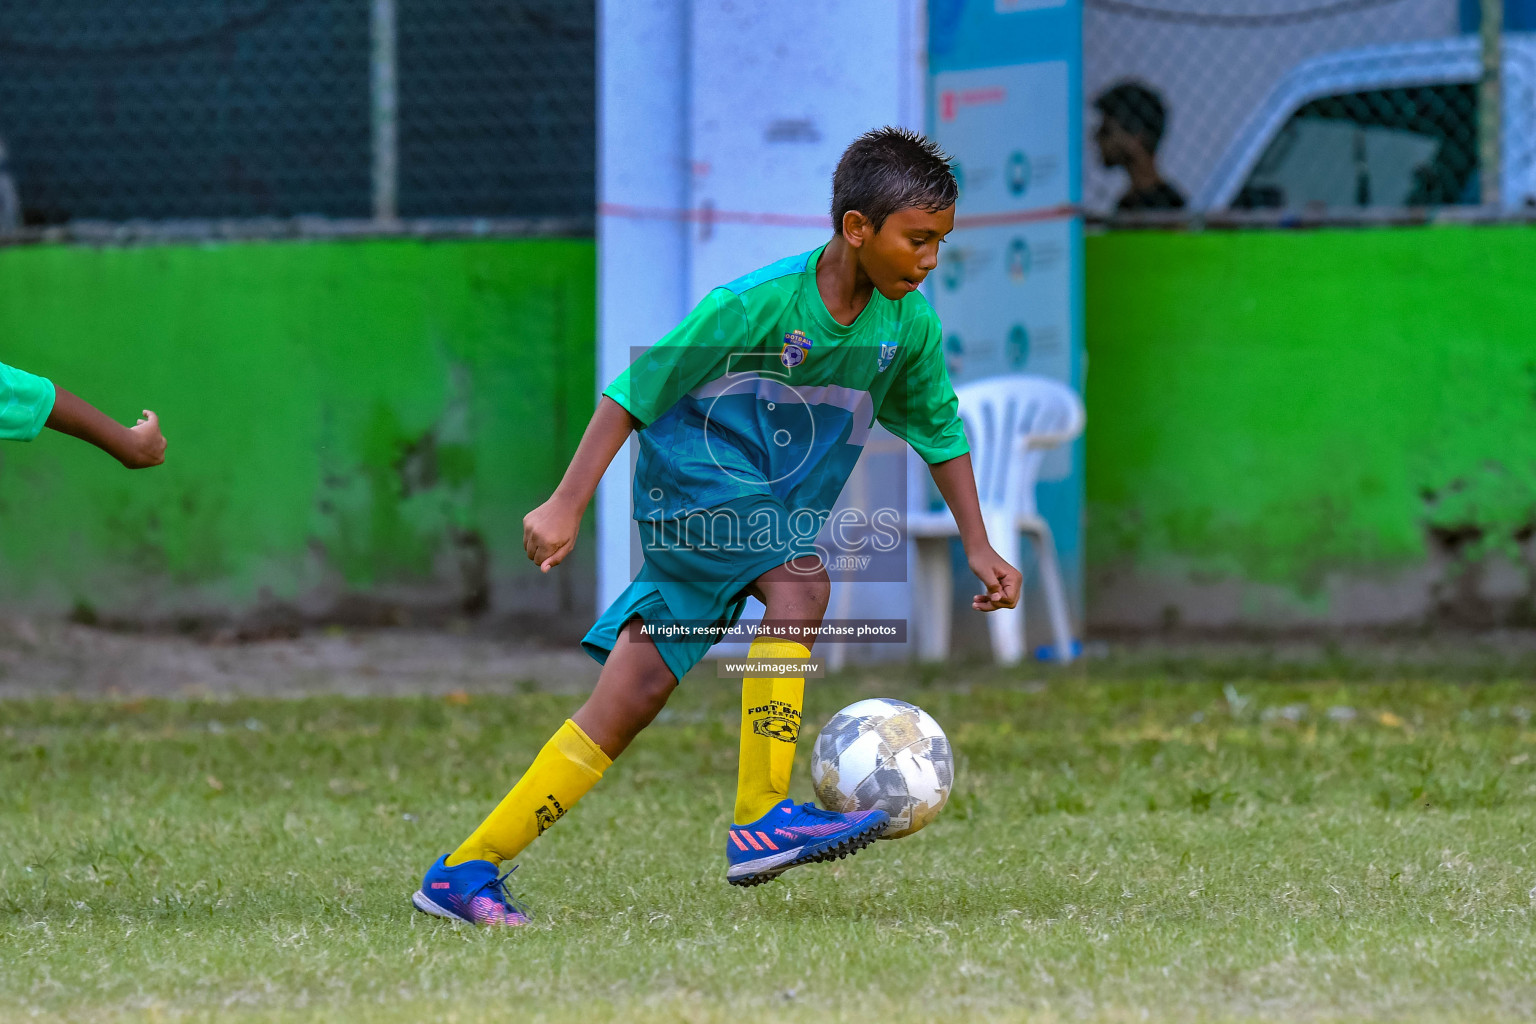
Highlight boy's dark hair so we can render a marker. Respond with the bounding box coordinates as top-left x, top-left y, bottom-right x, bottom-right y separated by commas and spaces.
831, 126, 958, 233
1094, 81, 1169, 152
